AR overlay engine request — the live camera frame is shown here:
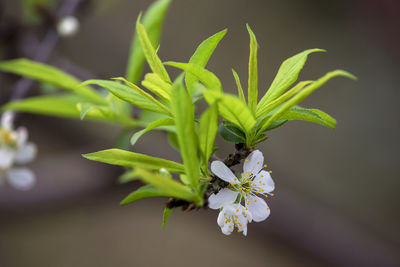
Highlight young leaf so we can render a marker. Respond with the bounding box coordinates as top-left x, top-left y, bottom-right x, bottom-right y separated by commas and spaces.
131, 168, 201, 204
256, 80, 313, 118
203, 91, 256, 136
232, 69, 245, 102
185, 29, 227, 95
136, 16, 171, 83
76, 102, 113, 120
170, 76, 200, 190
80, 80, 171, 115
121, 185, 167, 206
162, 207, 173, 229
83, 148, 185, 174
130, 117, 174, 146
165, 62, 222, 92
257, 70, 356, 132
278, 105, 336, 128
246, 24, 258, 113
0, 59, 105, 104
219, 121, 246, 143
126, 0, 171, 83
141, 73, 172, 102
258, 49, 325, 107
198, 104, 219, 170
